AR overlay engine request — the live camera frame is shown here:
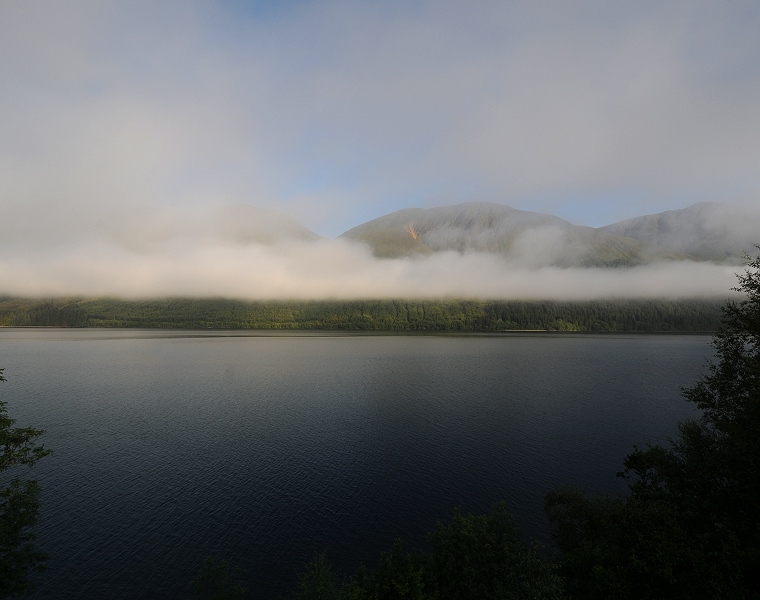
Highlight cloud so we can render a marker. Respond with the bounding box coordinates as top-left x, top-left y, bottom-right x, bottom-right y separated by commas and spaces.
0, 246, 738, 300
2, 2, 759, 230
0, 0, 757, 298
0, 205, 738, 299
